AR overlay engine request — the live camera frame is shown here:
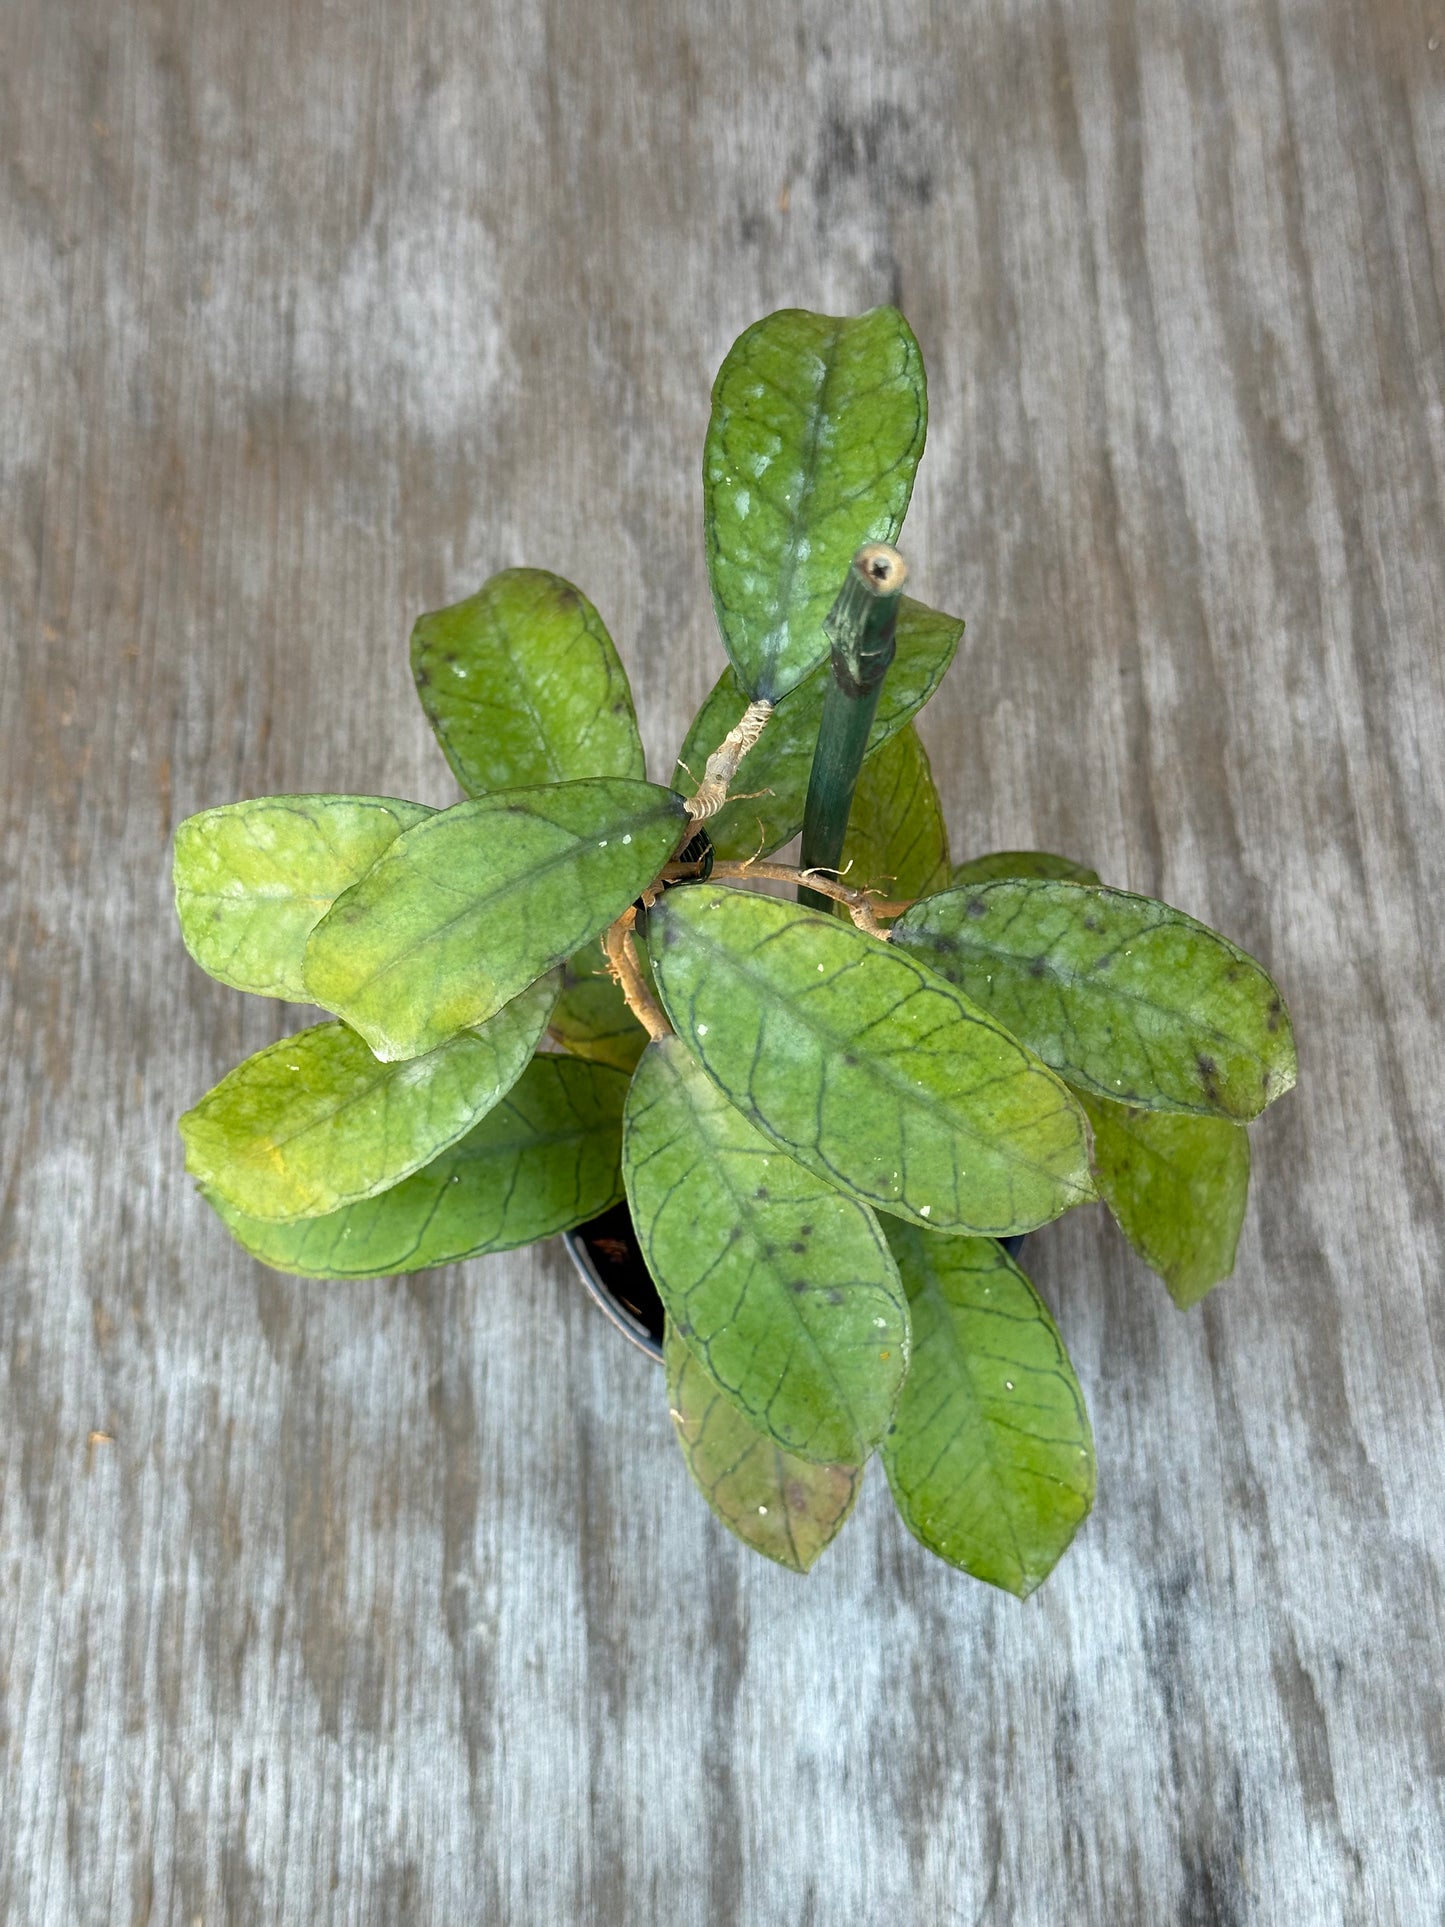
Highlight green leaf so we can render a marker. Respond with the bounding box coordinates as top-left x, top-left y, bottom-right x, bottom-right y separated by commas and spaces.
624, 1034, 908, 1464
646, 885, 1095, 1237
548, 936, 648, 1073
664, 1322, 862, 1572
840, 723, 950, 900
703, 306, 928, 702
675, 597, 963, 860
203, 1054, 628, 1278
881, 1222, 1094, 1596
952, 850, 1101, 888
303, 779, 689, 1061
894, 880, 1297, 1121
410, 568, 646, 796
179, 973, 557, 1222
1078, 1090, 1250, 1308
174, 795, 433, 1000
